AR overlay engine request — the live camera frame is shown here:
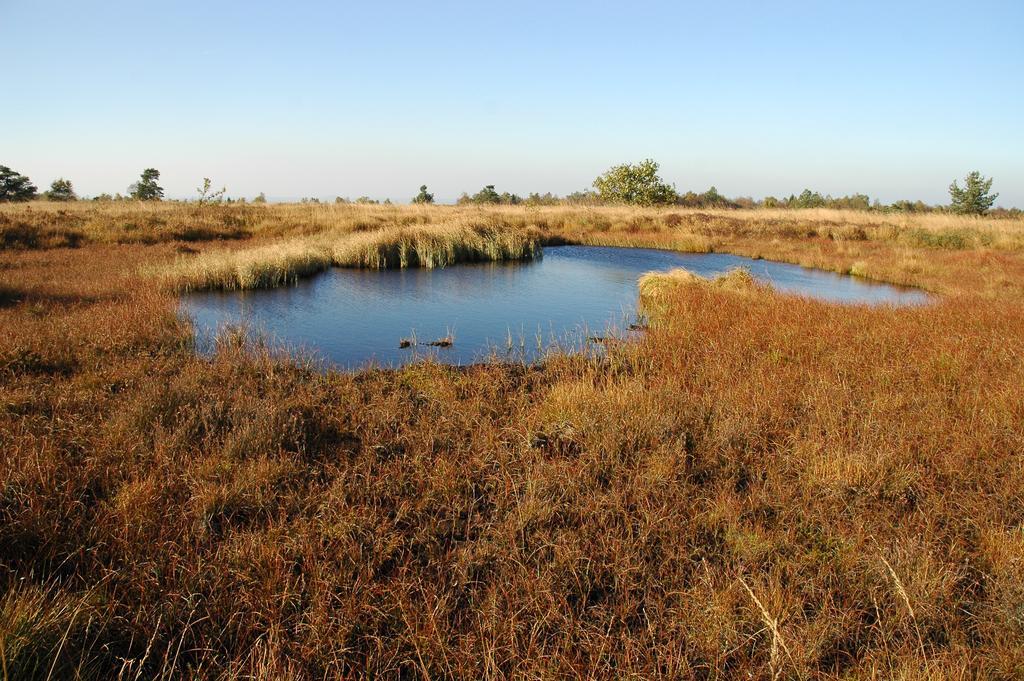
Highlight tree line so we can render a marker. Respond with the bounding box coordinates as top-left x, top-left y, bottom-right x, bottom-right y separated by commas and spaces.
0, 162, 1006, 216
